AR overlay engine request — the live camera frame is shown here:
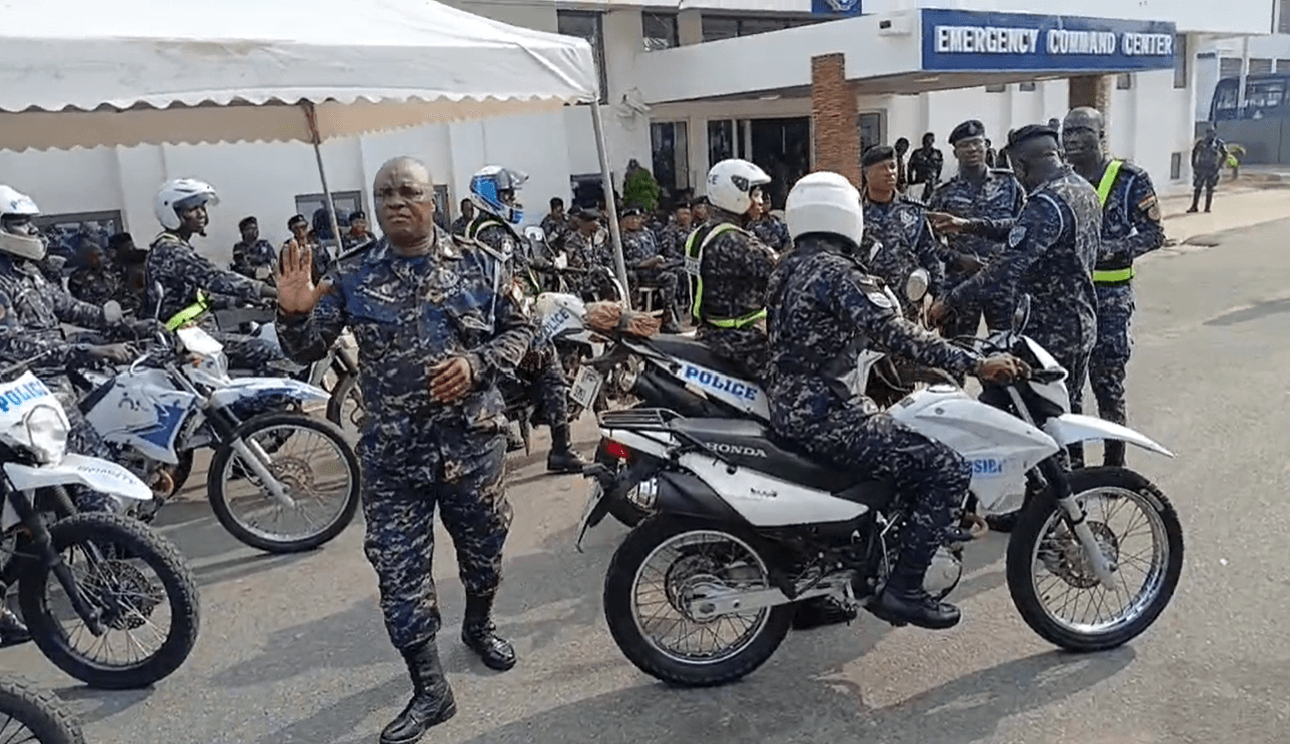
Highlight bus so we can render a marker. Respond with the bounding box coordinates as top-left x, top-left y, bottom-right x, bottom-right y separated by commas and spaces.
1209, 74, 1289, 122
